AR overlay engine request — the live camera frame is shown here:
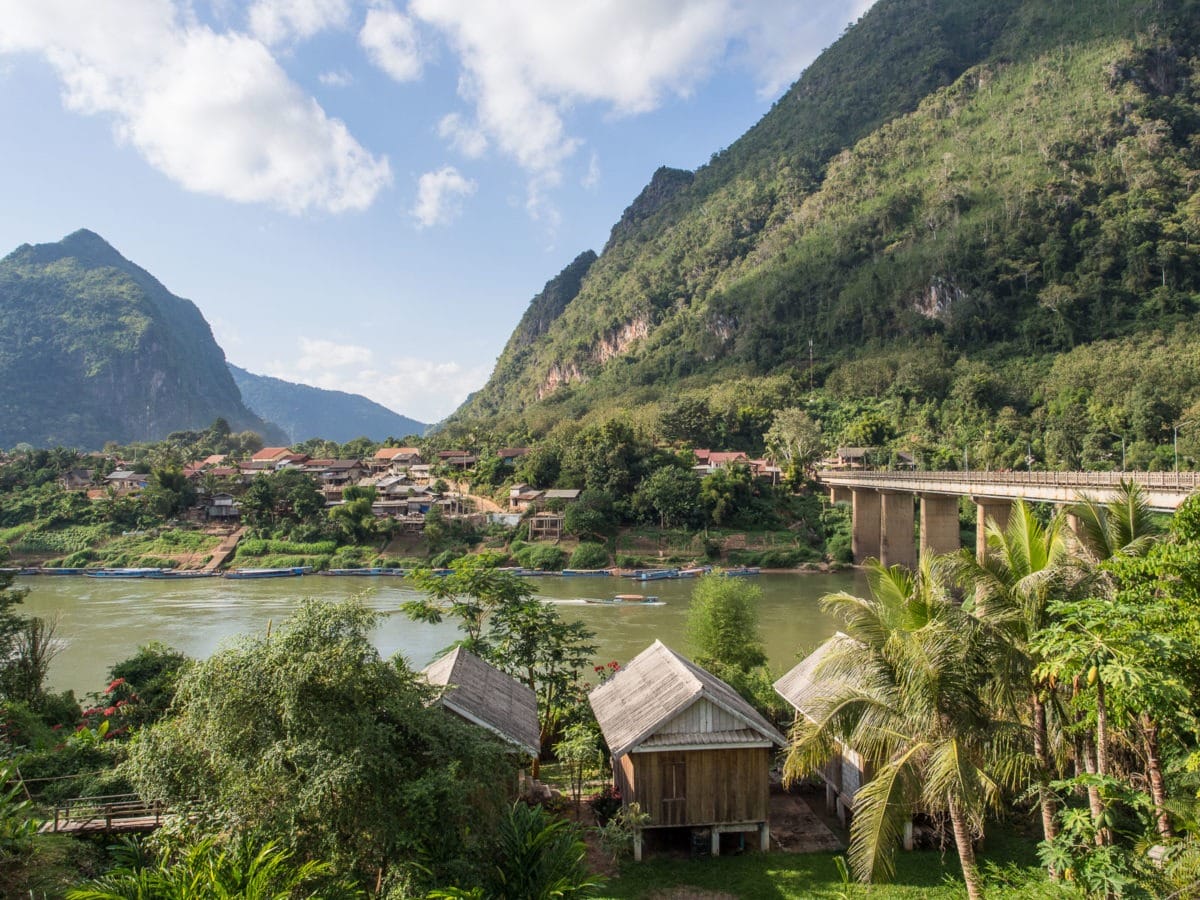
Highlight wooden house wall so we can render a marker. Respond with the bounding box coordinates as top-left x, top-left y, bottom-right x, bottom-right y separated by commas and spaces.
657, 698, 743, 735
624, 747, 769, 827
